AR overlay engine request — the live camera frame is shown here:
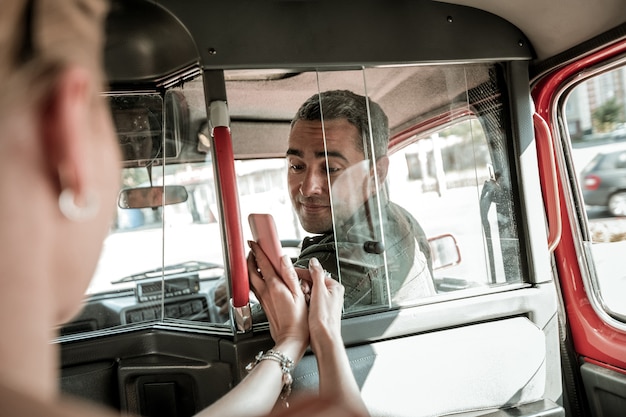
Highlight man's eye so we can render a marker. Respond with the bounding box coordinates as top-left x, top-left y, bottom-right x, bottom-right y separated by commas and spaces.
289, 164, 304, 171
325, 166, 341, 174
